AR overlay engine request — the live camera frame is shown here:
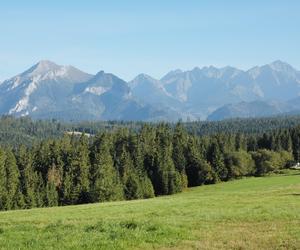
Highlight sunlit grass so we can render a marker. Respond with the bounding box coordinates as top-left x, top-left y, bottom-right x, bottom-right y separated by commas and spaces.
0, 170, 299, 249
